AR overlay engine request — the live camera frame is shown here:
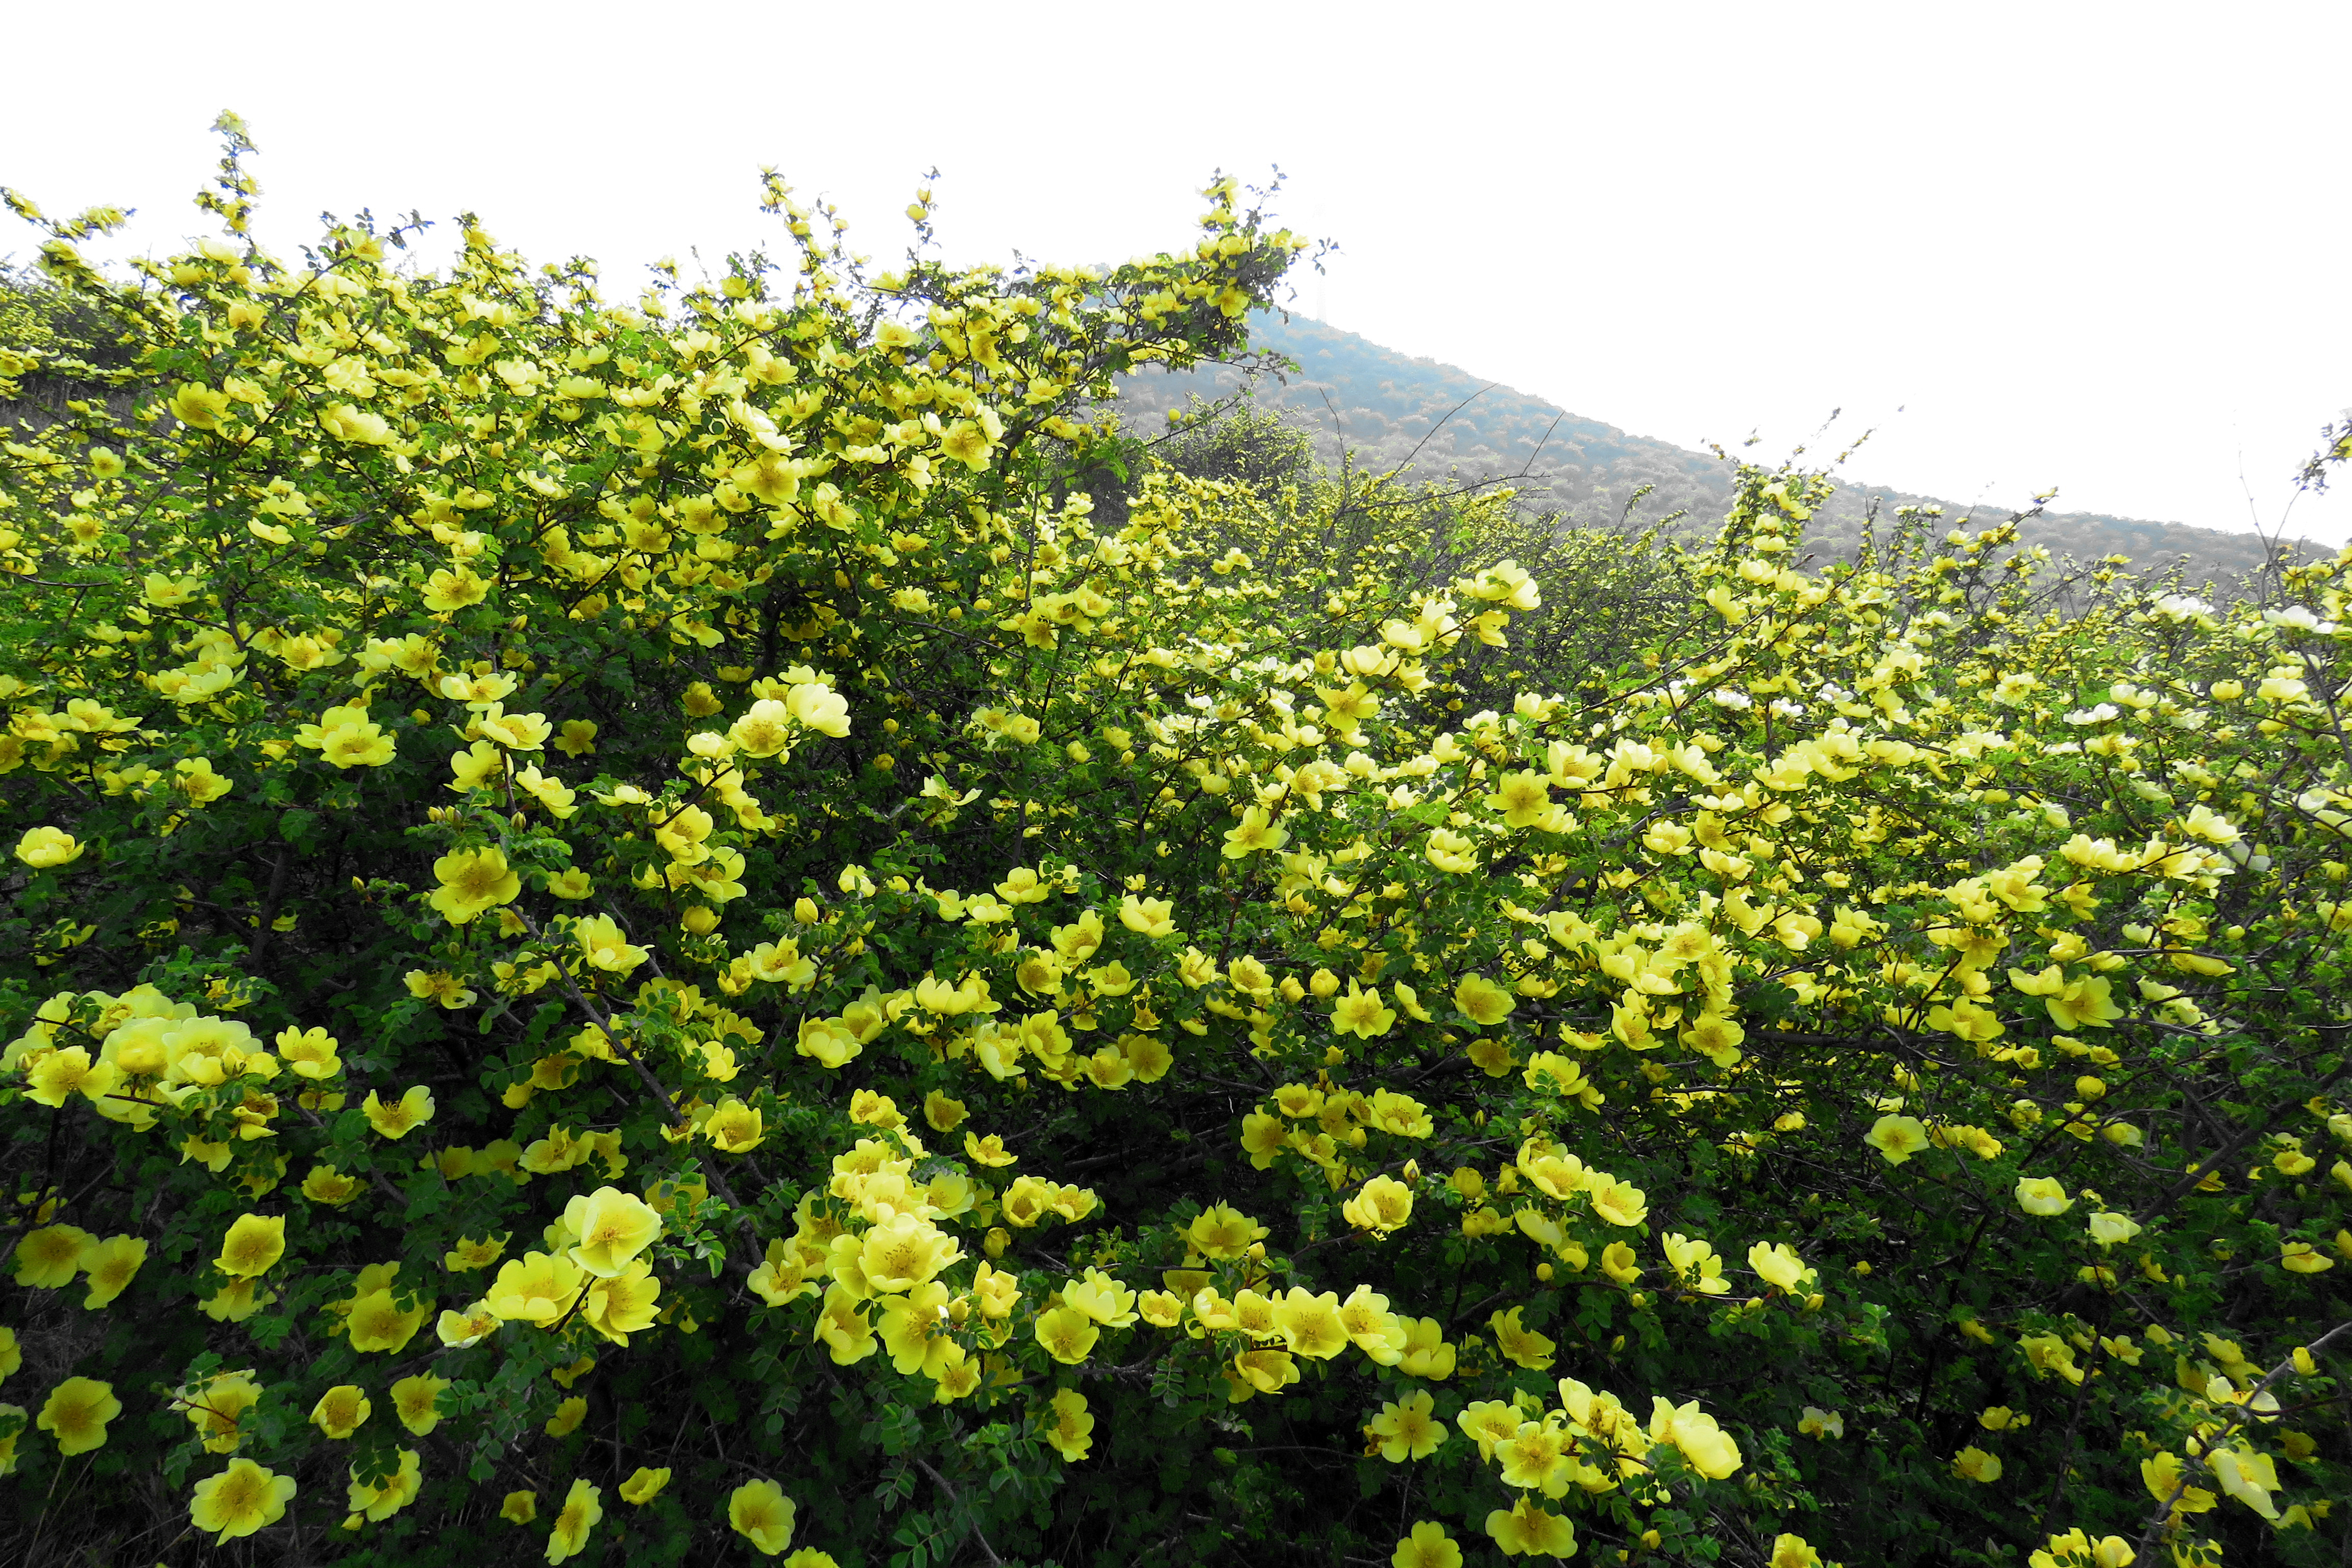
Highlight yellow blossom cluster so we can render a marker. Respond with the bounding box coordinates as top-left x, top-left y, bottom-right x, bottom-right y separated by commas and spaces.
4, 121, 2351, 1566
